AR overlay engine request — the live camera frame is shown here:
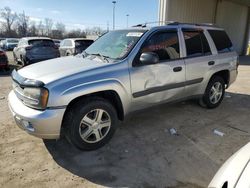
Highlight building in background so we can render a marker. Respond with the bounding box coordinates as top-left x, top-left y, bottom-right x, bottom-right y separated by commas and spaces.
158, 0, 250, 55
